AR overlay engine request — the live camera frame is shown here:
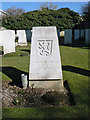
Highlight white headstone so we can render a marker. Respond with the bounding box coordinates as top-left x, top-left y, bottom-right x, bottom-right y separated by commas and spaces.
74, 29, 80, 40
26, 30, 32, 42
29, 26, 64, 91
17, 30, 27, 46
60, 31, 64, 36
64, 29, 72, 44
0, 31, 3, 46
80, 29, 84, 38
3, 30, 15, 55
85, 29, 90, 44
